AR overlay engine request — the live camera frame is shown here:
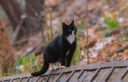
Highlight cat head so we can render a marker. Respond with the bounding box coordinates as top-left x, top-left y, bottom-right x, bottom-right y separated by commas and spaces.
62, 20, 77, 37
